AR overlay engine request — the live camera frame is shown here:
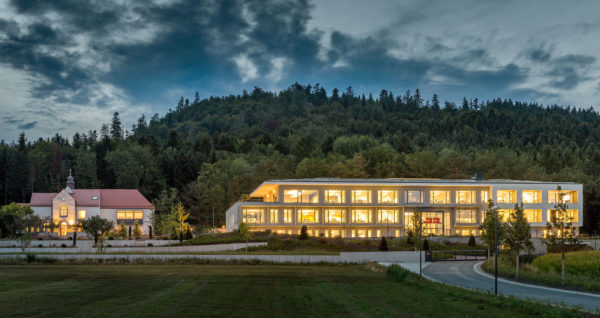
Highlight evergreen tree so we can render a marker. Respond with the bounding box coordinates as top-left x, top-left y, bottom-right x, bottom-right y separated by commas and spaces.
299, 225, 308, 240
379, 236, 389, 251
505, 203, 533, 279
479, 200, 507, 260
110, 112, 123, 140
